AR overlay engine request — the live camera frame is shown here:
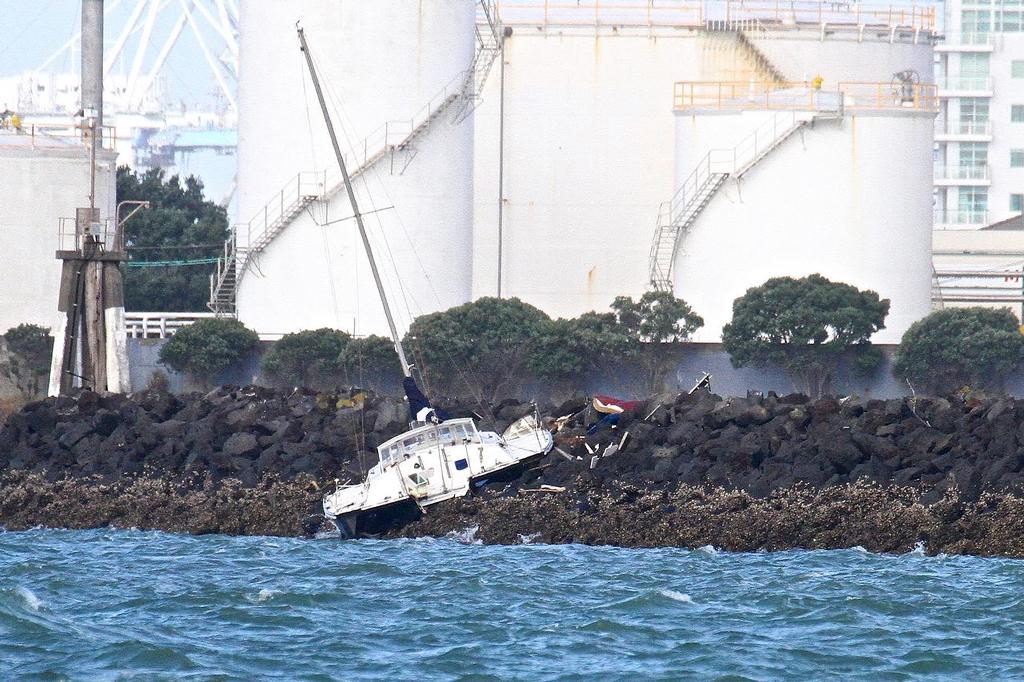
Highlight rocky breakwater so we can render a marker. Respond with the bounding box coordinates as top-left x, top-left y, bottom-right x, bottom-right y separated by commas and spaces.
4, 386, 1024, 555
390, 390, 1024, 556
0, 386, 449, 535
